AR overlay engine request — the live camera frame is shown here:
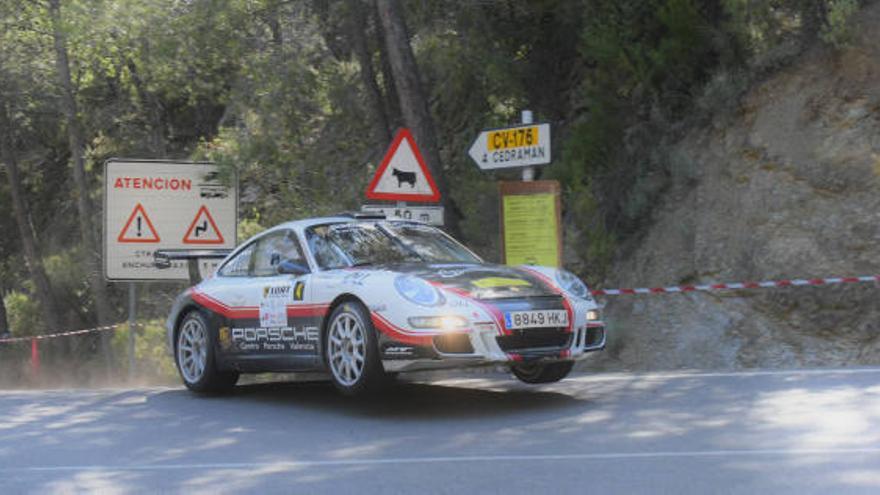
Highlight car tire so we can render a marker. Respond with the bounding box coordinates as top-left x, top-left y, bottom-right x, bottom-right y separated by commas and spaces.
175, 310, 239, 394
511, 361, 574, 384
324, 301, 389, 396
